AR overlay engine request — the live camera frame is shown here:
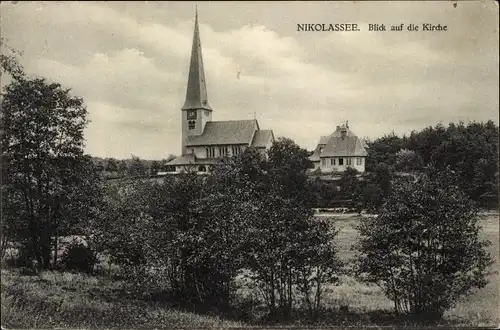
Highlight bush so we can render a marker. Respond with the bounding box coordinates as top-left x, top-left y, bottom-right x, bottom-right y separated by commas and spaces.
354, 166, 494, 321
60, 242, 96, 274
